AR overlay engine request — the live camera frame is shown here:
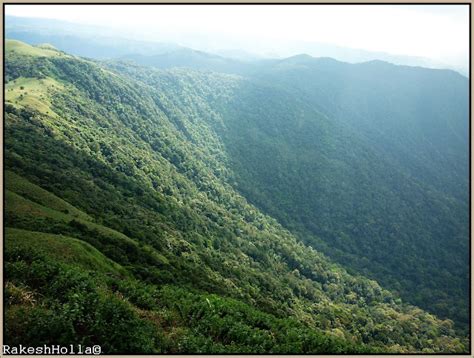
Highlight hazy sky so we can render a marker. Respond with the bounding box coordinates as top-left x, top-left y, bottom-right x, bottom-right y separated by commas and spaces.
5, 4, 469, 69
